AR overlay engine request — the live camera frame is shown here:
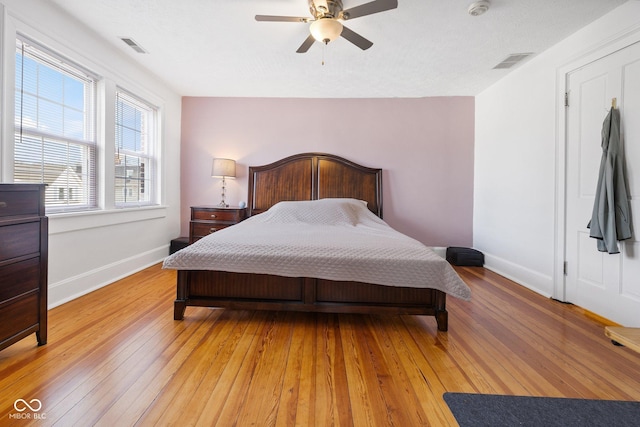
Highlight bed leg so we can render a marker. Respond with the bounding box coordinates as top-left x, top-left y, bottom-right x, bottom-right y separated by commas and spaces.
435, 290, 448, 331
436, 310, 448, 332
174, 301, 186, 320
174, 271, 188, 320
